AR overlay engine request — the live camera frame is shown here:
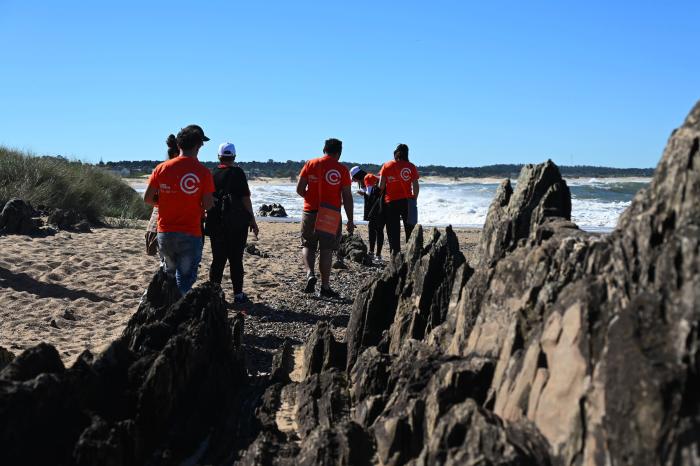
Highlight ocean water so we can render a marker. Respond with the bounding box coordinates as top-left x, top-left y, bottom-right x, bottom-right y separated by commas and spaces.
133, 177, 650, 231
249, 177, 650, 231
